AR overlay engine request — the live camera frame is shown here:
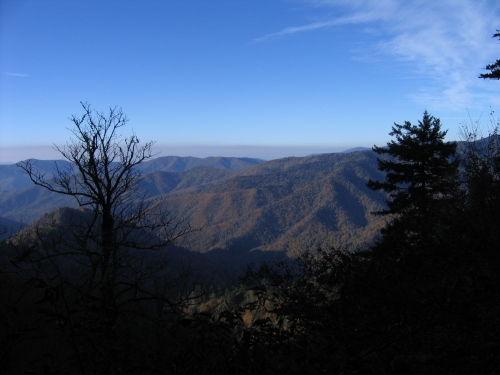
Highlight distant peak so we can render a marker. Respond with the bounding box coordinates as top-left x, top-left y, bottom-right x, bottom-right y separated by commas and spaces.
340, 147, 372, 153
